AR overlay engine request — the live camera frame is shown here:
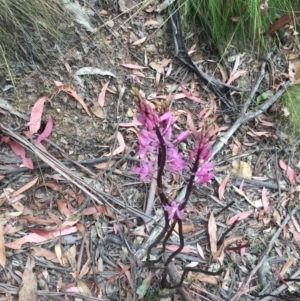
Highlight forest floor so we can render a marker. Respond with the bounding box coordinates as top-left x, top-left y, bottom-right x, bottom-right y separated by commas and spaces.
0, 1, 300, 301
